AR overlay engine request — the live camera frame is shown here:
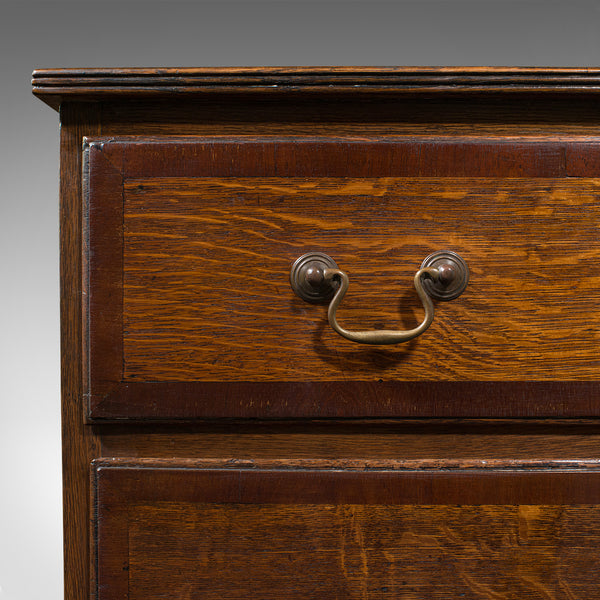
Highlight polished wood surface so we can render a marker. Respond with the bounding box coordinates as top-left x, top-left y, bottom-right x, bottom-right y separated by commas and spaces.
85, 137, 600, 419
34, 68, 600, 600
127, 503, 598, 599
99, 95, 600, 139
95, 461, 600, 599
31, 66, 600, 111
123, 175, 600, 381
97, 421, 600, 460
60, 104, 101, 600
